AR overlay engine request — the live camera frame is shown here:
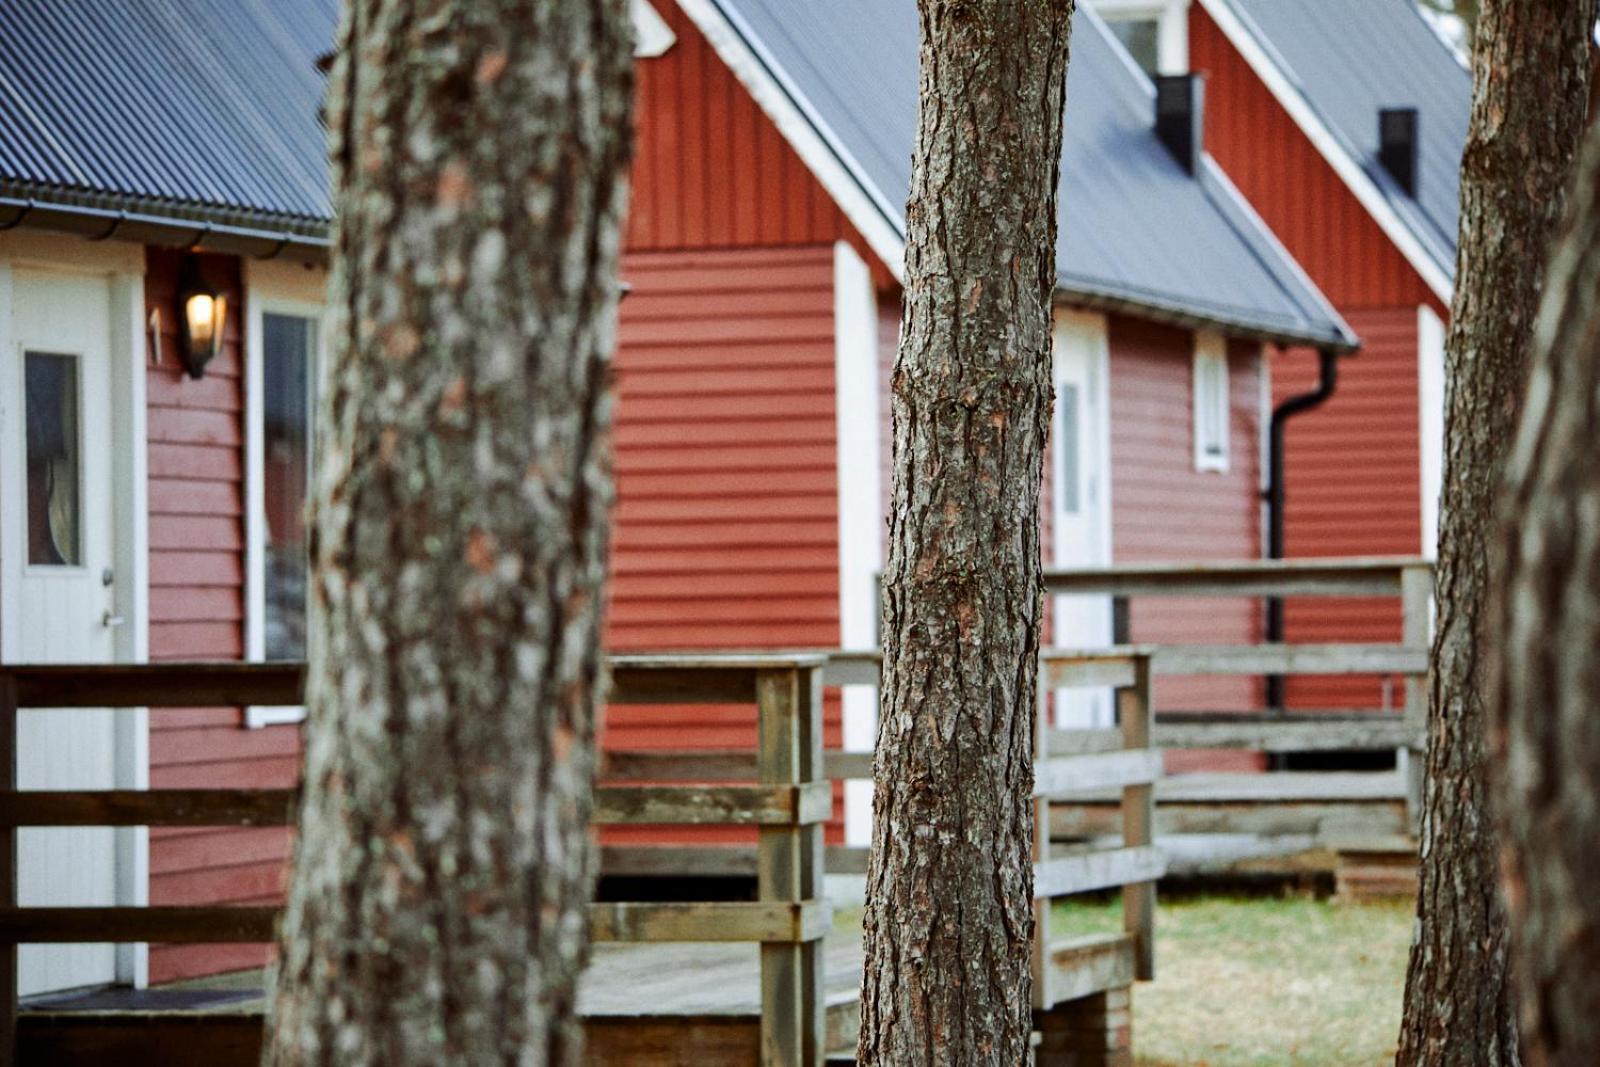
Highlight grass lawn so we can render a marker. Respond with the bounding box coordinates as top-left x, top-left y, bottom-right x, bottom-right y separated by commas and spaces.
1054, 893, 1414, 1067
